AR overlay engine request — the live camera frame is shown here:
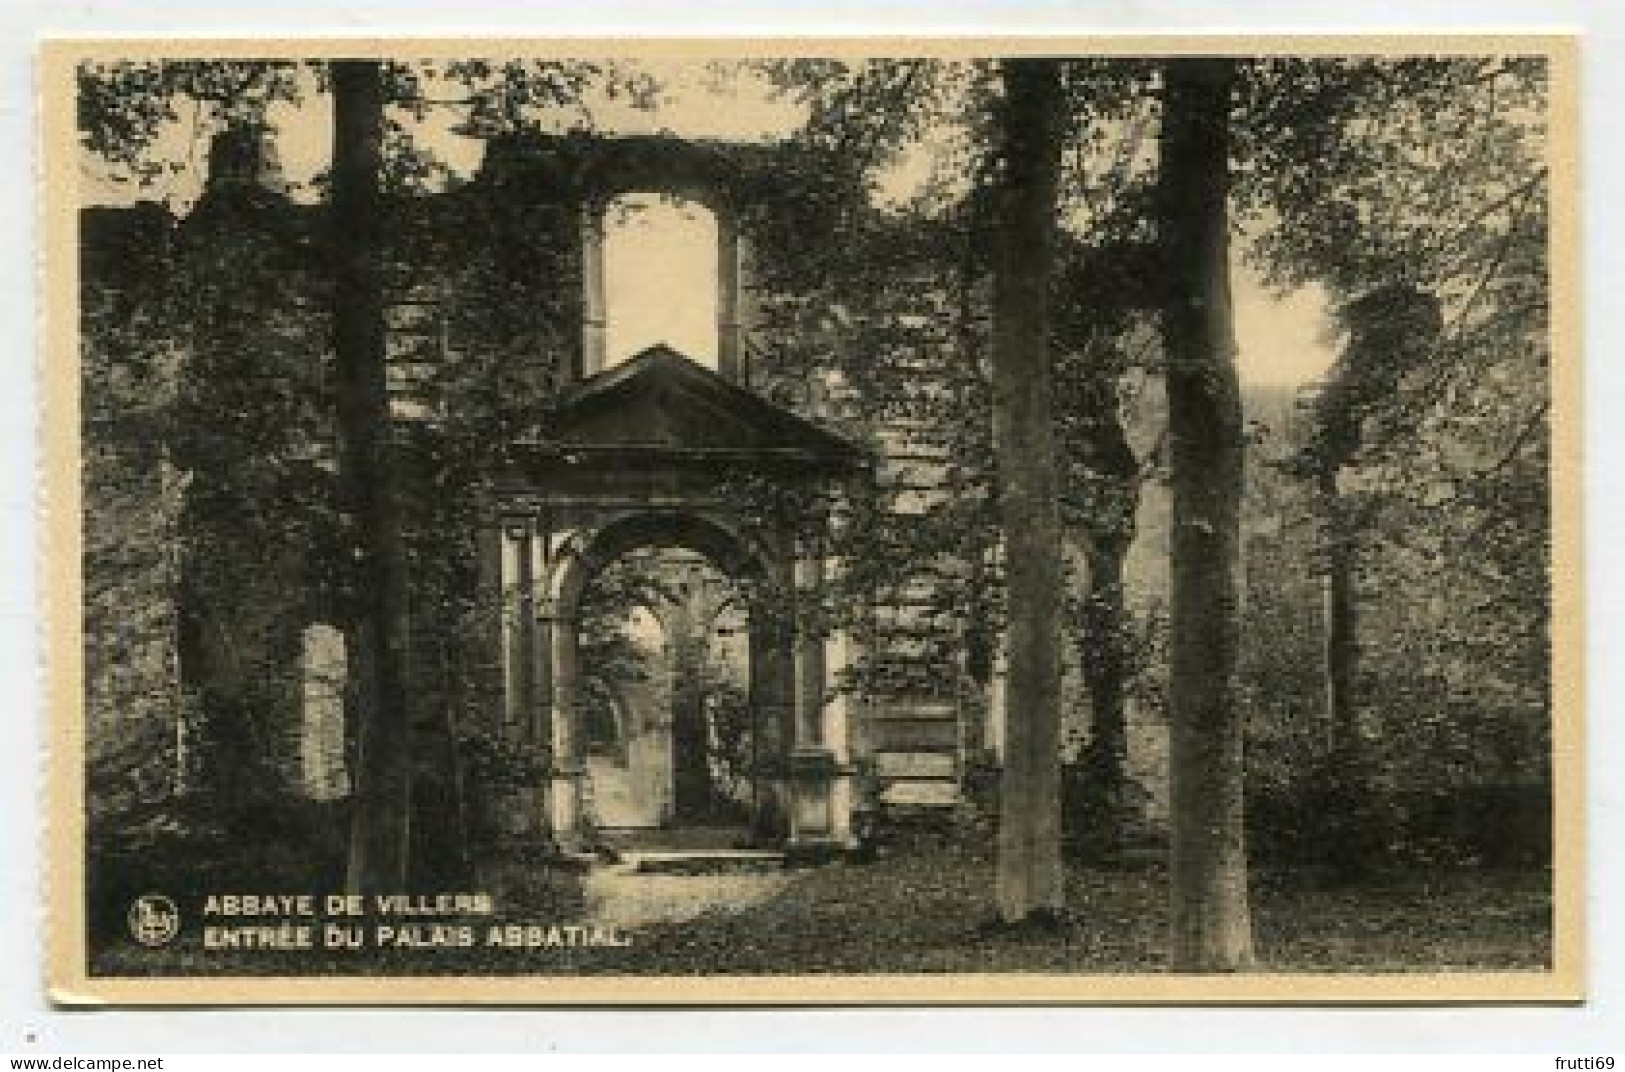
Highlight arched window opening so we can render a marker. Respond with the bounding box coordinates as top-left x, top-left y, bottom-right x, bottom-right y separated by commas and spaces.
602, 193, 720, 369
